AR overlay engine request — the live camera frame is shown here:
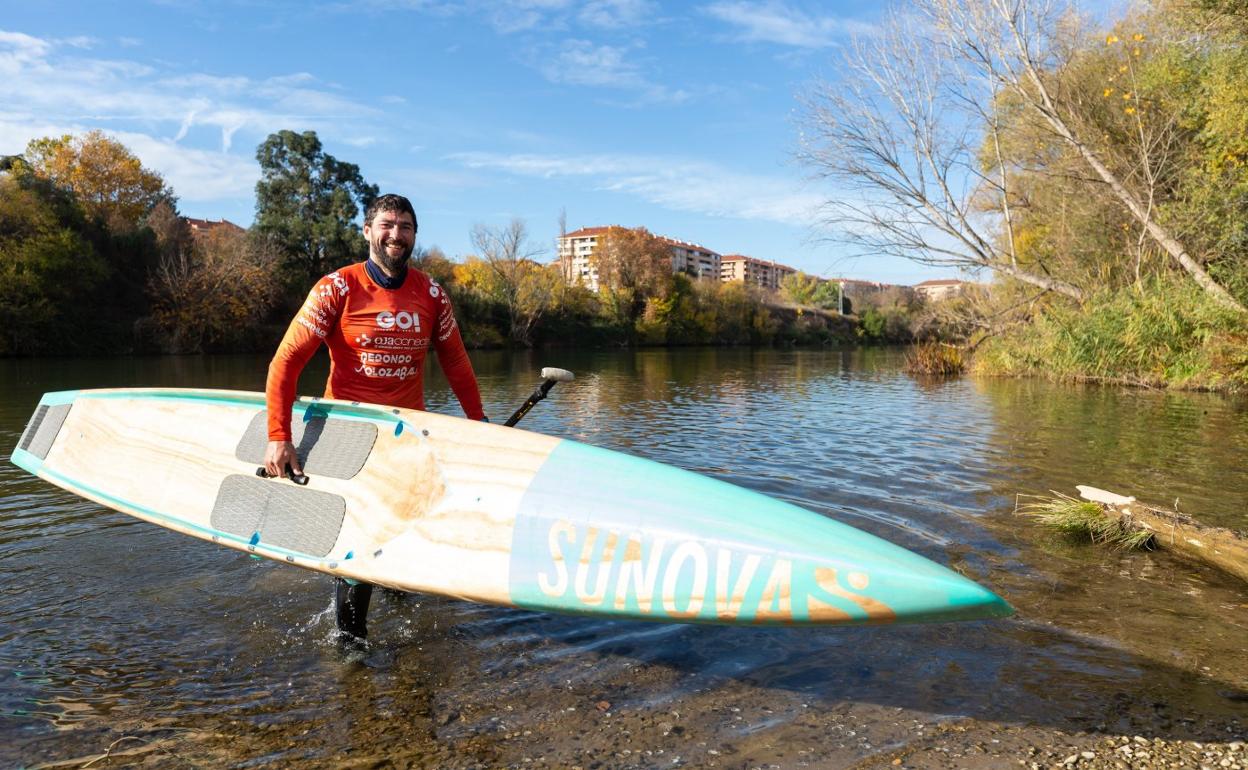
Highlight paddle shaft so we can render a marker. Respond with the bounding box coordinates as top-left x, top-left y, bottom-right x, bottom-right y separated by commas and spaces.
504, 378, 560, 427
